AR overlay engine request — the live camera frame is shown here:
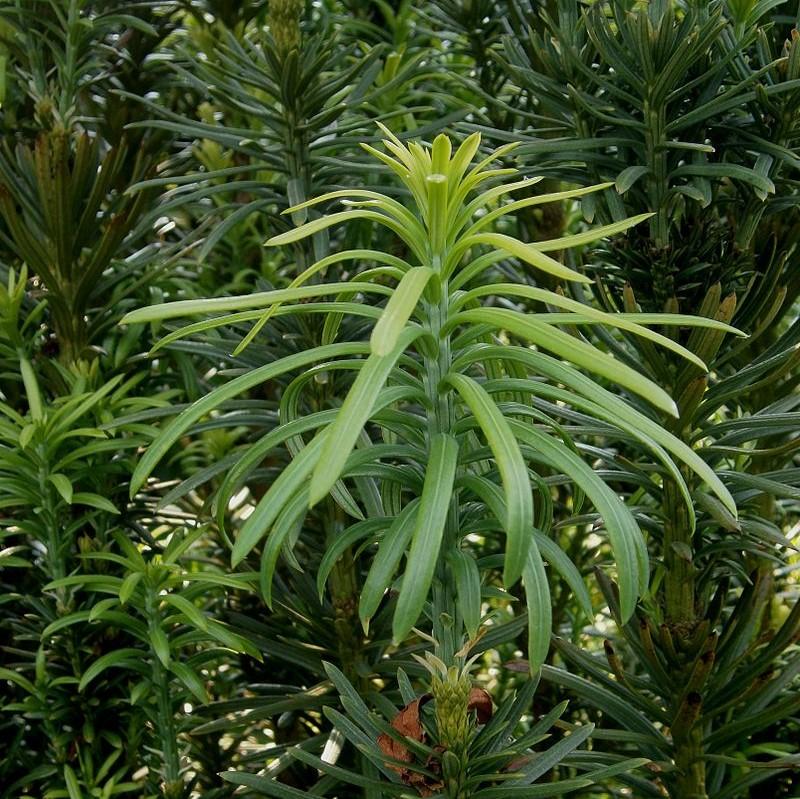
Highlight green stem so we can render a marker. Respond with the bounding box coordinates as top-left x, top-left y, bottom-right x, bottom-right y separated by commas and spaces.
644, 97, 670, 248
663, 471, 695, 624
38, 455, 68, 609
663, 455, 705, 797
421, 263, 473, 797
145, 591, 180, 794
422, 280, 461, 663
36, 459, 74, 772
673, 727, 707, 799
50, 297, 88, 365
326, 503, 363, 686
